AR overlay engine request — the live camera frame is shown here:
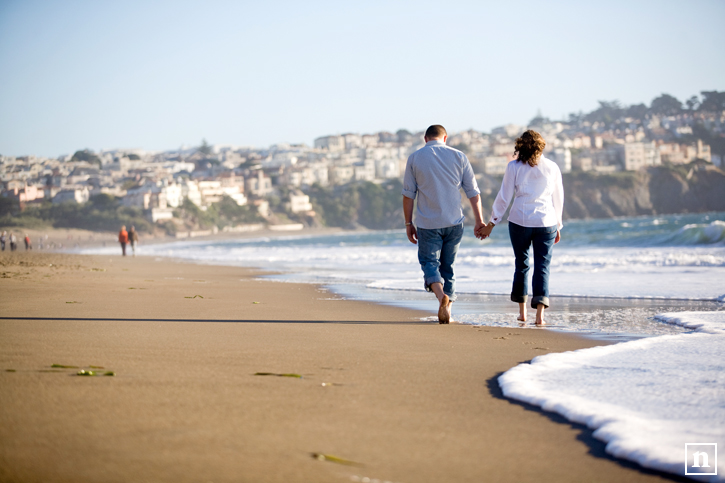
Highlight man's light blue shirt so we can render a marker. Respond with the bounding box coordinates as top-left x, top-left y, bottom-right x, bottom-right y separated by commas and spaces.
402, 140, 480, 230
